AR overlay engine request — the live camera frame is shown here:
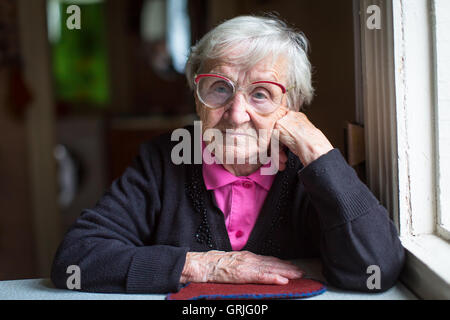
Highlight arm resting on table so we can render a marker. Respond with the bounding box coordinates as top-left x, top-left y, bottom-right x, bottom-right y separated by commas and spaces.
299, 149, 405, 293
51, 143, 189, 294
